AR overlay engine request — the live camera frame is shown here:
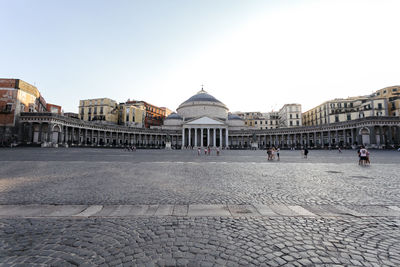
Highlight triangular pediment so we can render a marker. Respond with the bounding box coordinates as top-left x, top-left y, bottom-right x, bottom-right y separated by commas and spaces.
185, 116, 225, 125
